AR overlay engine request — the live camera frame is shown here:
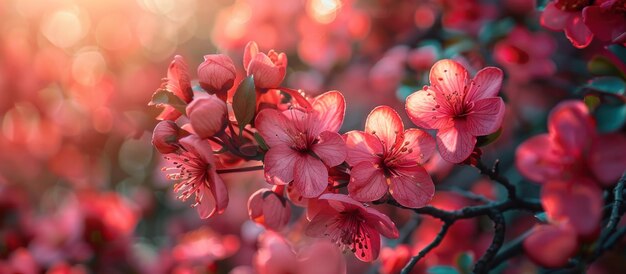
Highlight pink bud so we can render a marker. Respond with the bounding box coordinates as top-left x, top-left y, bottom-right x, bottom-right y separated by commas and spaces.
152, 120, 180, 154
197, 54, 236, 96
243, 41, 287, 89
248, 188, 290, 231
186, 95, 228, 139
